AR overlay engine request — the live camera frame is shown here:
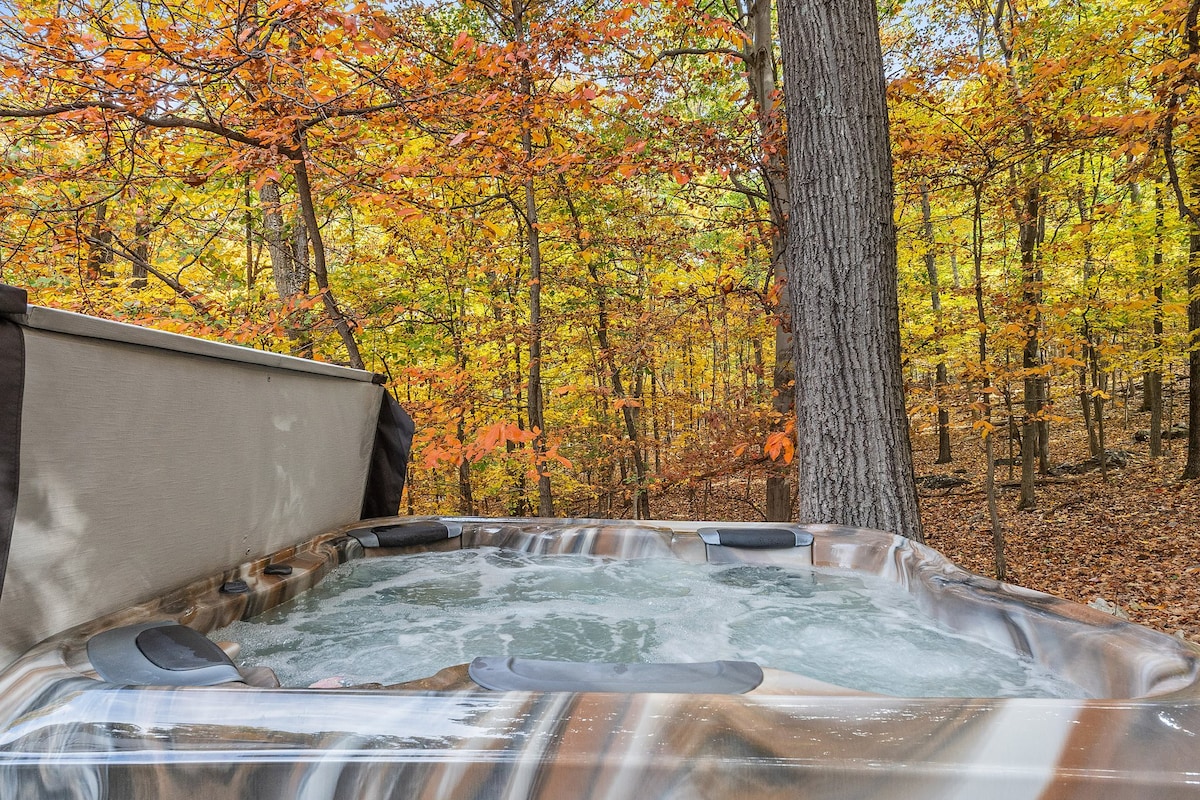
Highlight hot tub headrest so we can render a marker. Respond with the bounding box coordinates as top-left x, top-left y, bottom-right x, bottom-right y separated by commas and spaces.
698, 527, 815, 549
86, 621, 243, 686
350, 520, 462, 548
468, 657, 765, 694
